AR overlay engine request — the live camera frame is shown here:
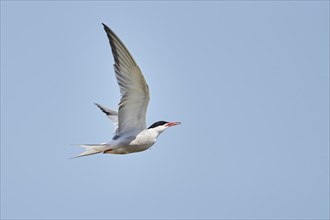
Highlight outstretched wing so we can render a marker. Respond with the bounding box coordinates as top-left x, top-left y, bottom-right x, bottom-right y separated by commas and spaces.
103, 23, 150, 136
